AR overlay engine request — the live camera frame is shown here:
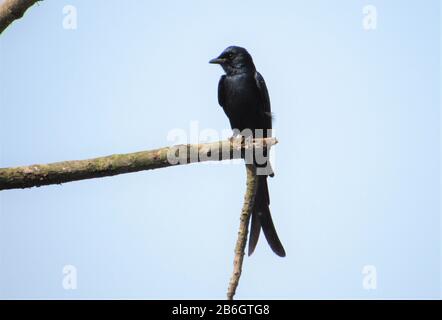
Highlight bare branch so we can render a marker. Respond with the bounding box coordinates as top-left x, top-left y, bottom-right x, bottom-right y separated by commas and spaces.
0, 0, 42, 34
227, 164, 258, 300
0, 138, 277, 191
